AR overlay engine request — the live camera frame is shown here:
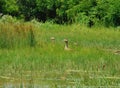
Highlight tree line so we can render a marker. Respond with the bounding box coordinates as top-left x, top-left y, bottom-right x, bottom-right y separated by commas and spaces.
0, 0, 120, 27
